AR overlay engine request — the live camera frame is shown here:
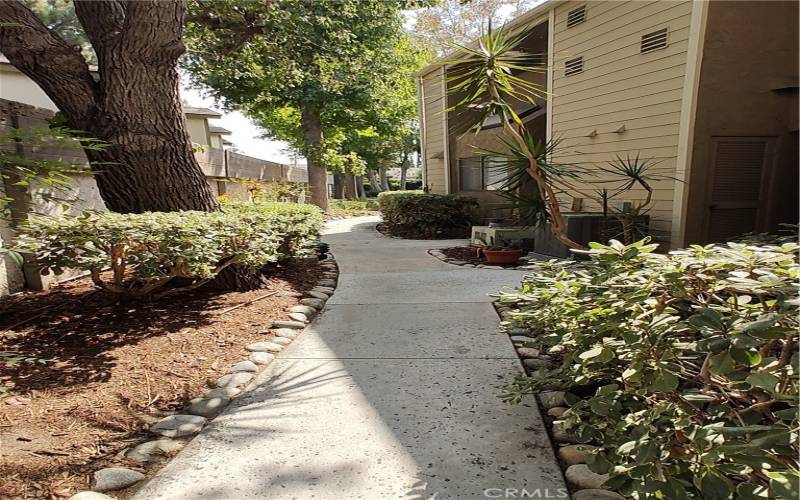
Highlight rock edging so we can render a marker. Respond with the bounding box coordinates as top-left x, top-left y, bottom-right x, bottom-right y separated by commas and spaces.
493, 301, 626, 500
70, 255, 340, 499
